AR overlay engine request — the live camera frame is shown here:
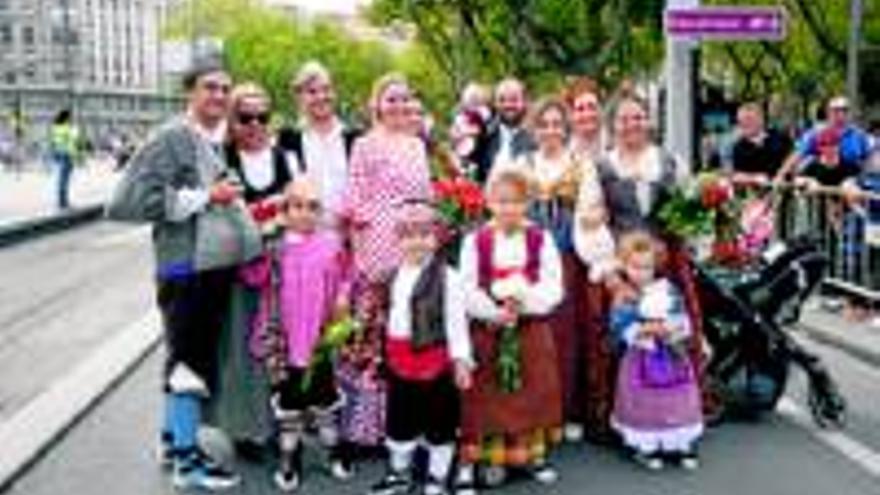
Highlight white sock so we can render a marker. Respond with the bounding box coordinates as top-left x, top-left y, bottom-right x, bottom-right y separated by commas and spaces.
427, 443, 455, 481
387, 439, 417, 473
